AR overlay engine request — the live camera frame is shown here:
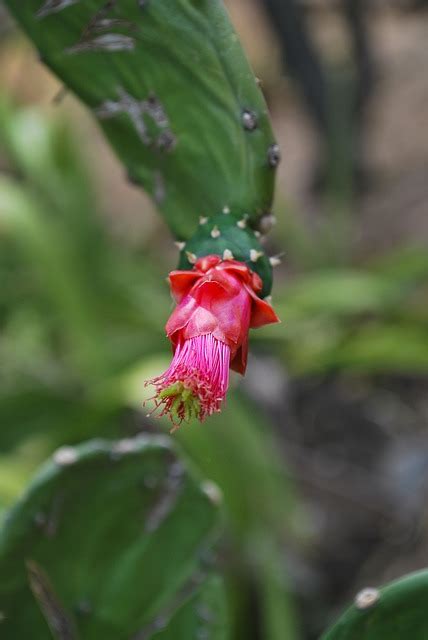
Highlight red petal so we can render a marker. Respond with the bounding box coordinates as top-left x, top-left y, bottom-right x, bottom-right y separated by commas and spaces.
230, 336, 248, 374
245, 285, 280, 328
195, 255, 221, 272
217, 260, 252, 283
250, 271, 263, 294
165, 294, 199, 338
169, 270, 201, 302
